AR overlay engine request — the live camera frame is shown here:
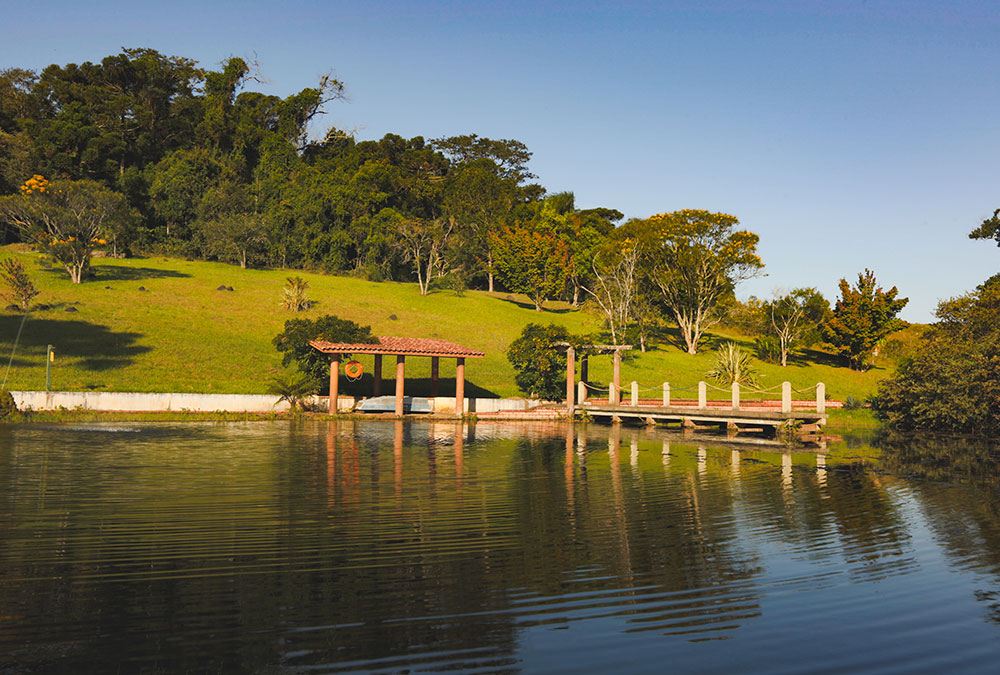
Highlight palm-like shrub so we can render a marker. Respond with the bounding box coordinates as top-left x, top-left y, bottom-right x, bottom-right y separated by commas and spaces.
706, 342, 761, 388
281, 276, 311, 311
